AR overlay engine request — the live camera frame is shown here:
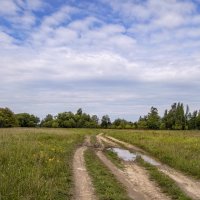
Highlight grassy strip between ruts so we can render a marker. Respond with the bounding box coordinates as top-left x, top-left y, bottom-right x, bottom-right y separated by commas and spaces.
84, 149, 131, 200
103, 149, 124, 169
137, 157, 192, 200
0, 128, 91, 200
